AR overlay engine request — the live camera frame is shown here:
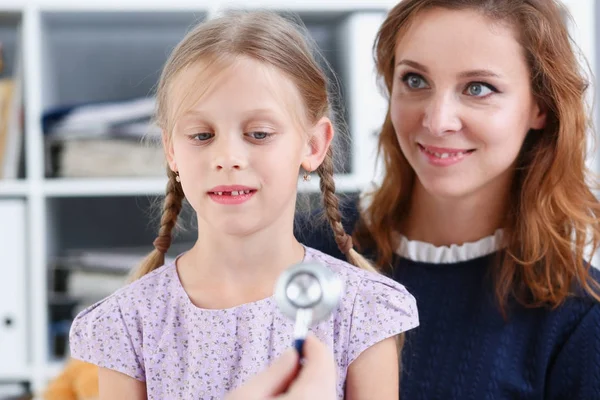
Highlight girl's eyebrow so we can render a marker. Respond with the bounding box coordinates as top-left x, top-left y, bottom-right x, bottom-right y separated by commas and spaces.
179, 109, 209, 121
177, 108, 285, 128
240, 108, 281, 118
396, 58, 503, 79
